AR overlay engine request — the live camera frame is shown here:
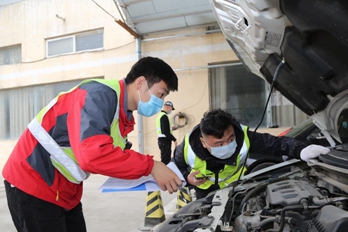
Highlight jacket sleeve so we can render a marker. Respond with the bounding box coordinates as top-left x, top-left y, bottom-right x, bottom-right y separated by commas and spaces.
172, 137, 191, 184
160, 114, 176, 141
68, 82, 154, 179
247, 130, 307, 159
